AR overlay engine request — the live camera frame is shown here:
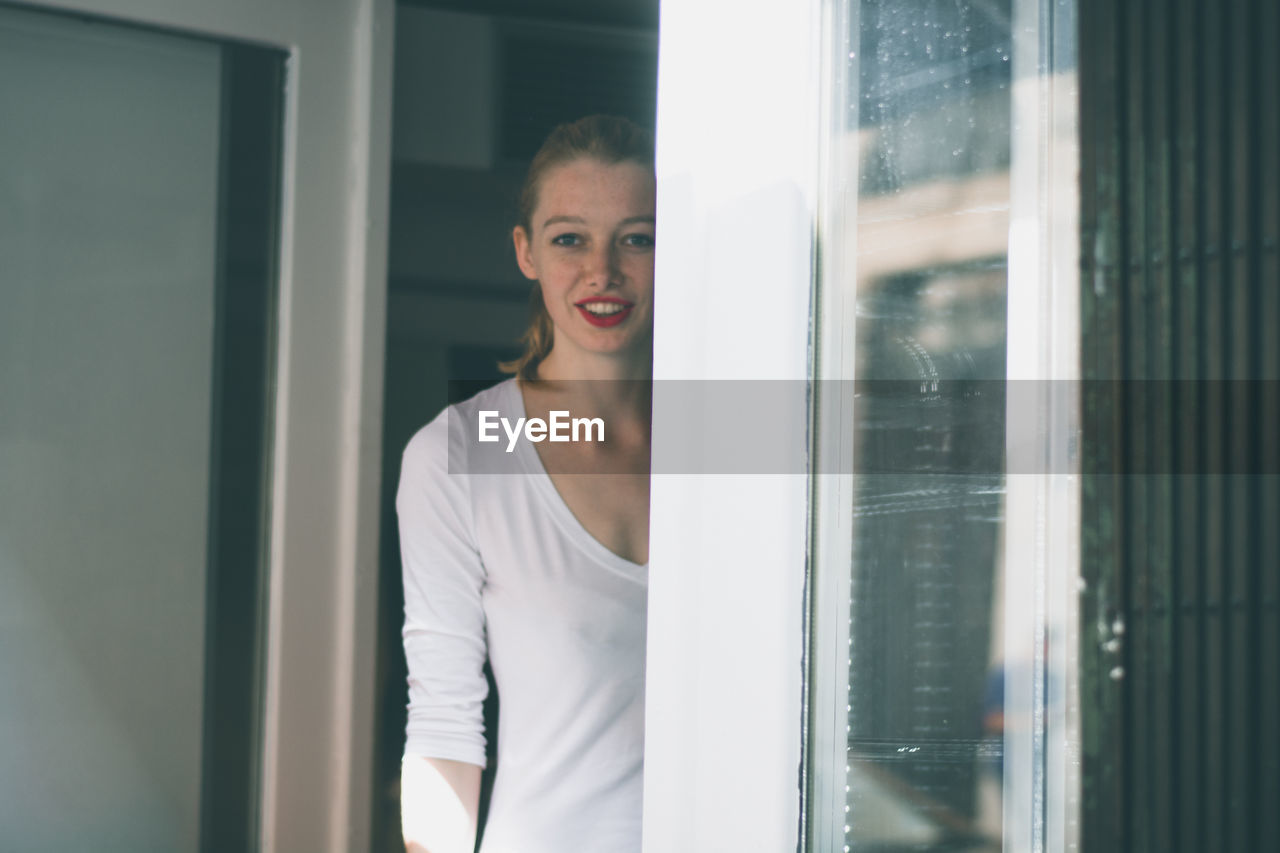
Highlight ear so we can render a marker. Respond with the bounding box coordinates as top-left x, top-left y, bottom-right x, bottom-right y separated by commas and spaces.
513, 225, 538, 281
